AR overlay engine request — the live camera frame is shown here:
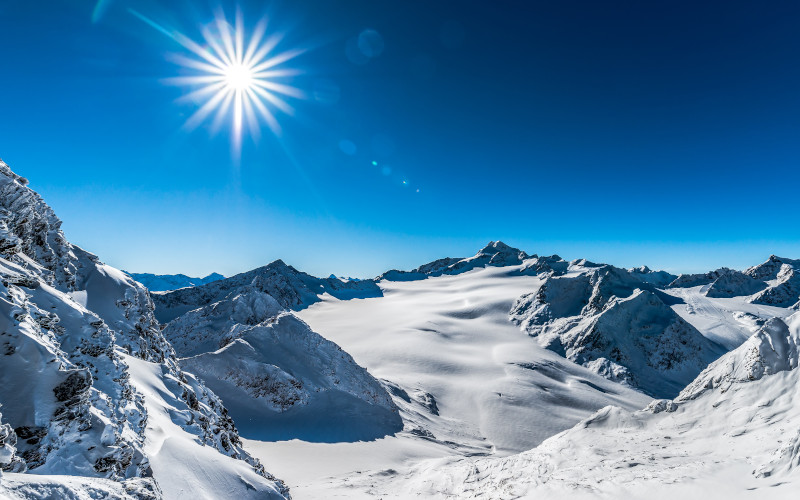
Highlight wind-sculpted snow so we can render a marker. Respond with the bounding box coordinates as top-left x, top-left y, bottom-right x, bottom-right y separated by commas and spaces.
128, 272, 224, 292
0, 160, 288, 499
163, 284, 400, 442
151, 258, 381, 323
511, 264, 724, 398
